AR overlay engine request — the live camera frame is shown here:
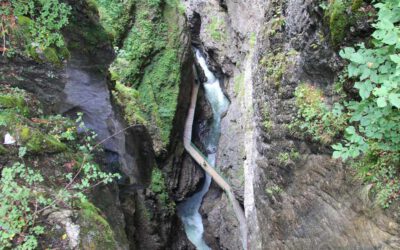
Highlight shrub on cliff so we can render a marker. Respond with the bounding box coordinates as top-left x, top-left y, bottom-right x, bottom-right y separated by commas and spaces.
0, 0, 71, 57
332, 0, 400, 208
296, 0, 400, 208
0, 86, 120, 248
